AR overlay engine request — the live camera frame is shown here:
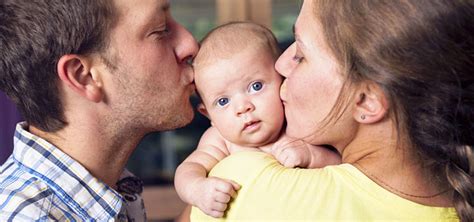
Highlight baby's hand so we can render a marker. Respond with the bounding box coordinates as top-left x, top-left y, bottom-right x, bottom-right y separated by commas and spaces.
270, 139, 312, 168
192, 177, 240, 218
